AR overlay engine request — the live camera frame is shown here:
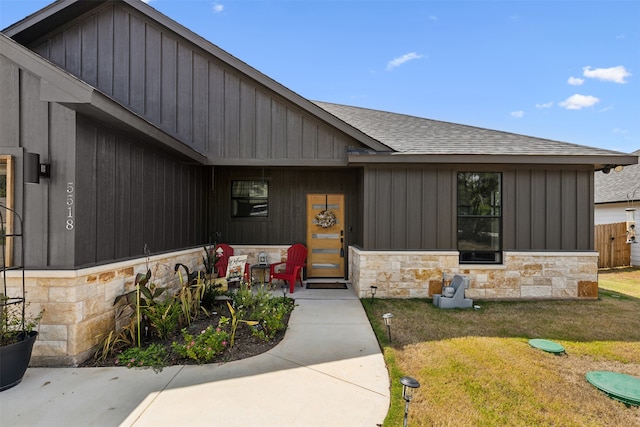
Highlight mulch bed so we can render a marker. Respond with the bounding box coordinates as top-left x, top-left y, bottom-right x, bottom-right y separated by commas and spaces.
80, 300, 290, 368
